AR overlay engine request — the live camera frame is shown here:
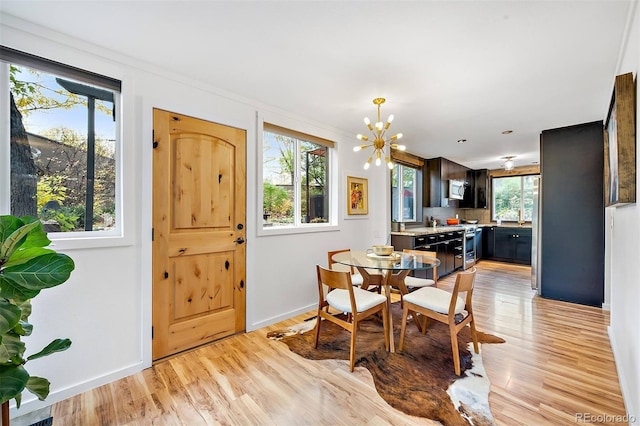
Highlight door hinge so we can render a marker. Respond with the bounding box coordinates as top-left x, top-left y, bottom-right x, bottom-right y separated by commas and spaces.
153, 130, 158, 149
152, 326, 154, 339
151, 228, 154, 241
